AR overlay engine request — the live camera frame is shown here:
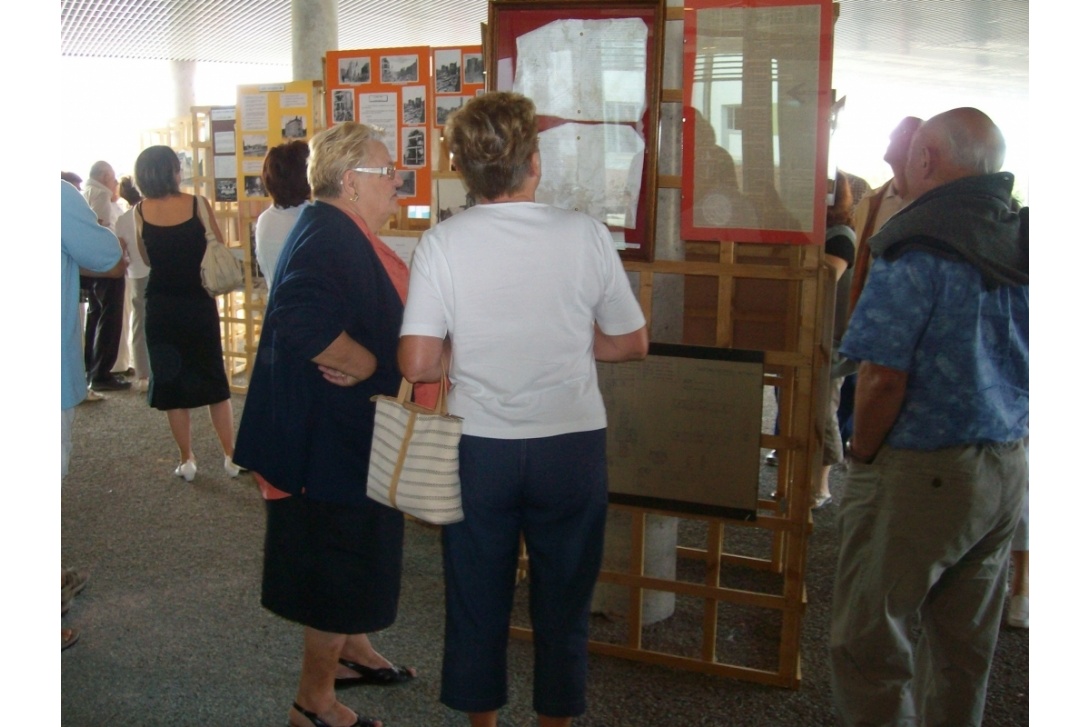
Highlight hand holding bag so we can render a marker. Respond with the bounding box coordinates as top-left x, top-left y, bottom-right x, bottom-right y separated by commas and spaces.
194, 196, 244, 297
367, 375, 464, 525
